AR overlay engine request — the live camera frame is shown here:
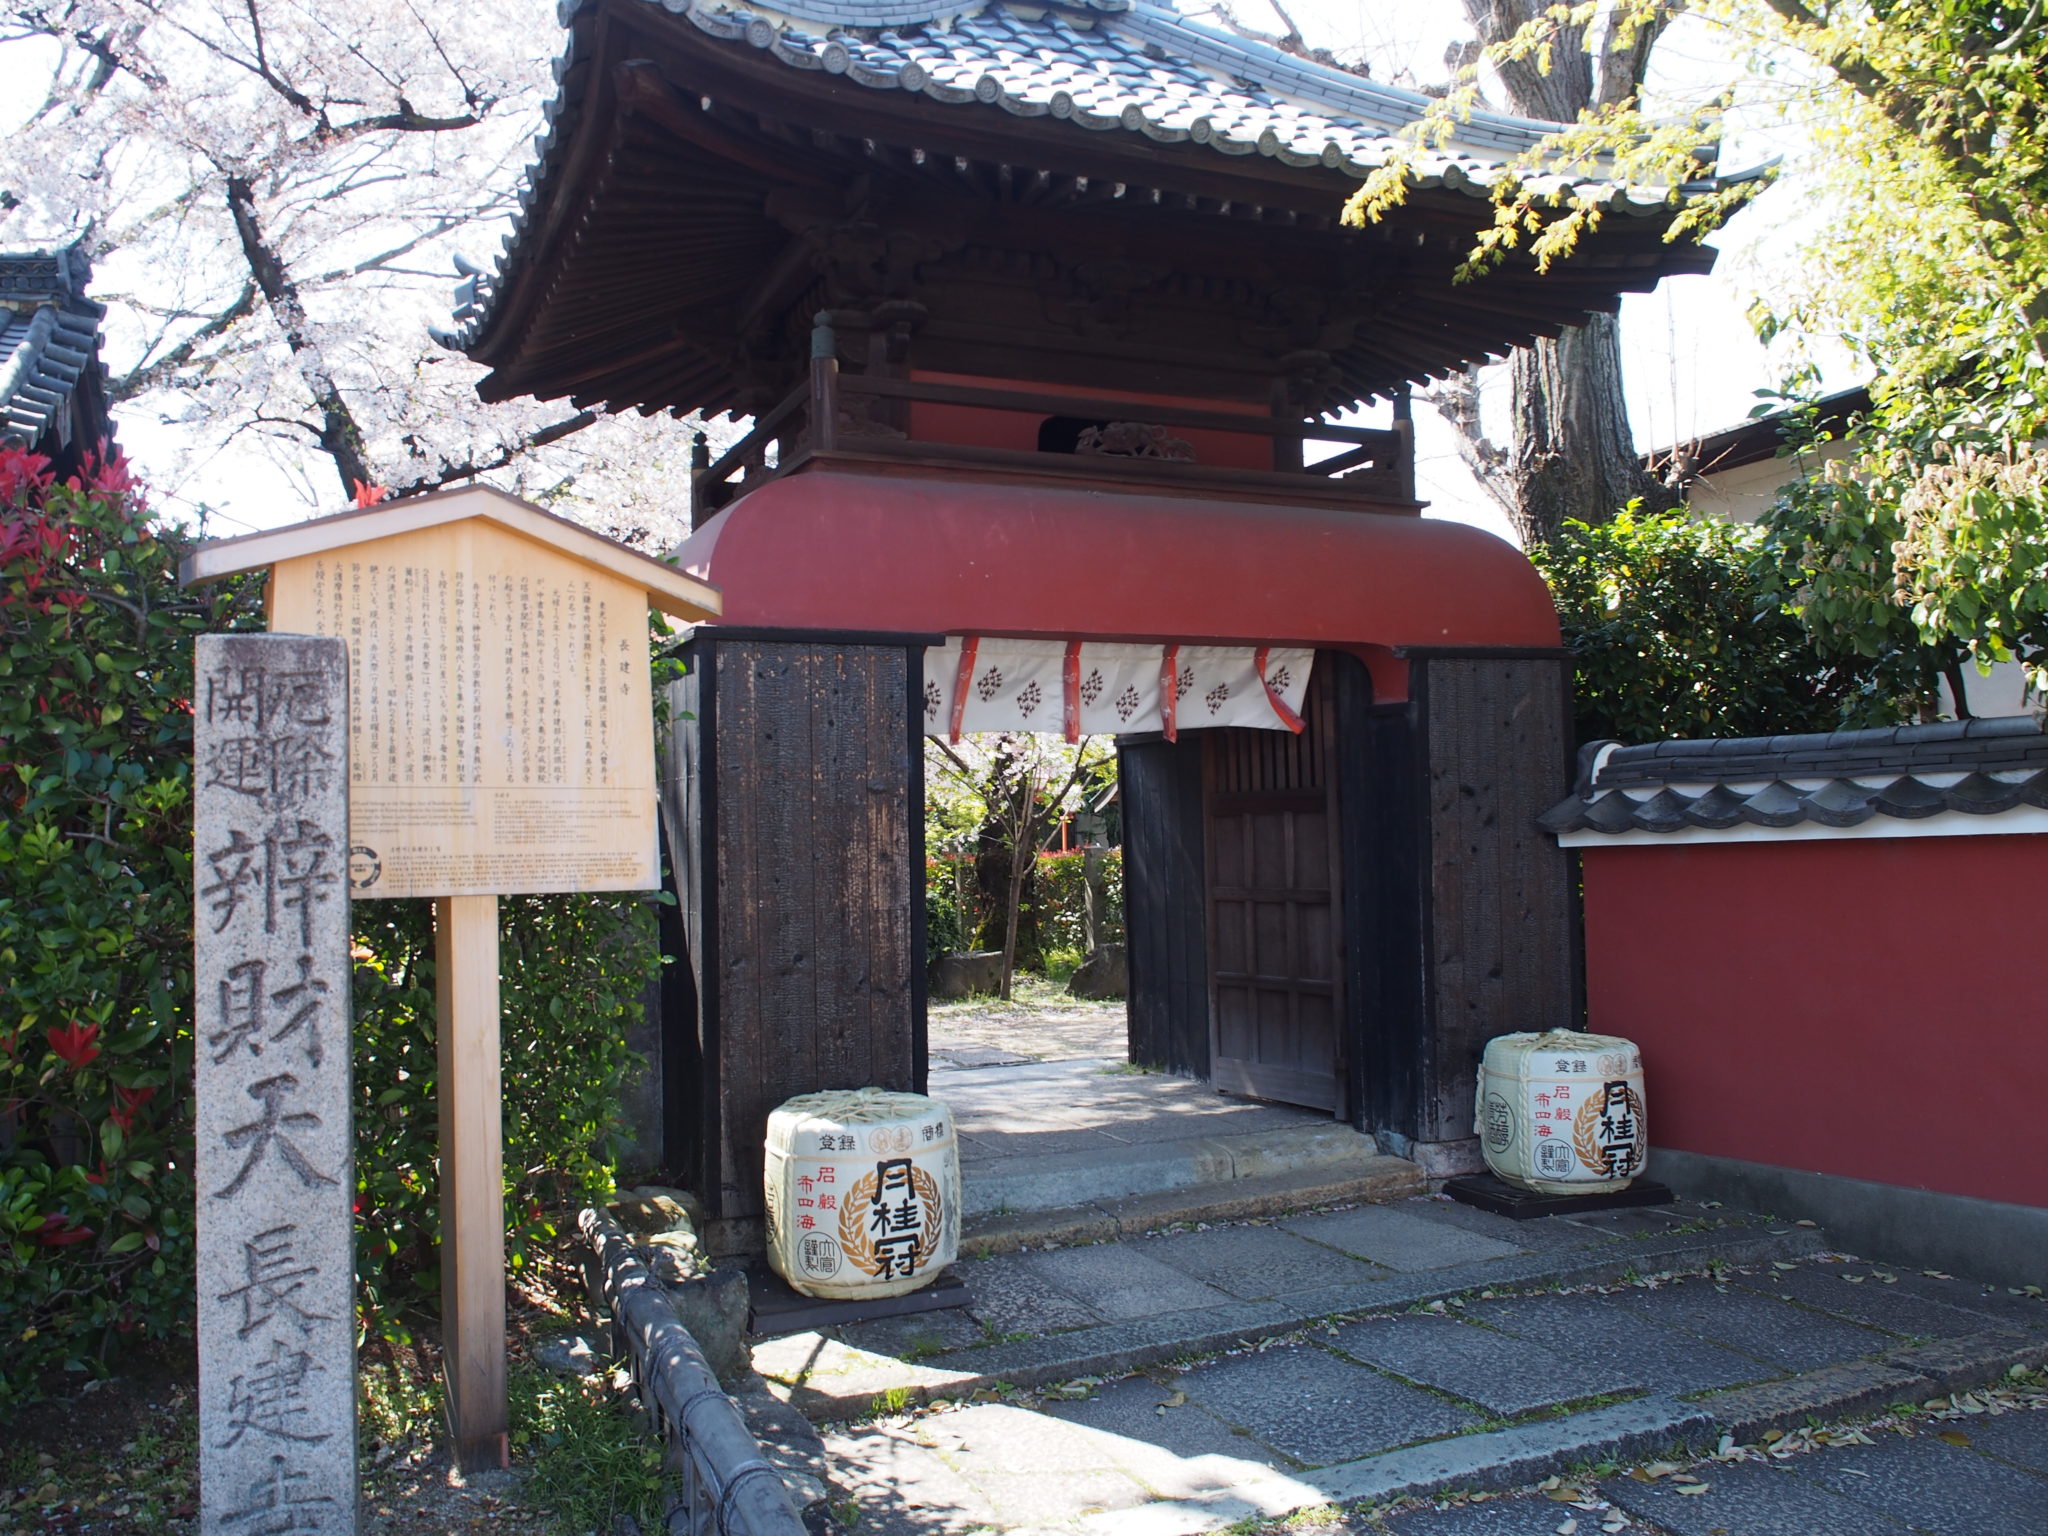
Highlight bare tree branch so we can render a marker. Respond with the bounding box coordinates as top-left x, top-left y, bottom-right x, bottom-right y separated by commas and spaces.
111, 282, 258, 401
389, 411, 600, 497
